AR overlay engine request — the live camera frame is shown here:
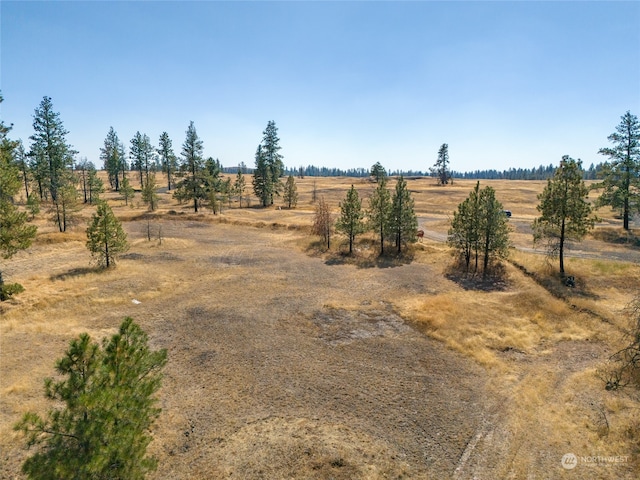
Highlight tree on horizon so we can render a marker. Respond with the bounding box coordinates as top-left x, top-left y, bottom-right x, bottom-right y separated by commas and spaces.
430, 143, 452, 185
